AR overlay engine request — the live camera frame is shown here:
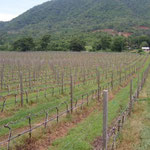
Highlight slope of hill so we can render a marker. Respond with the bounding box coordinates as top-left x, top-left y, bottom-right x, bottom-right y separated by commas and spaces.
1, 0, 150, 38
